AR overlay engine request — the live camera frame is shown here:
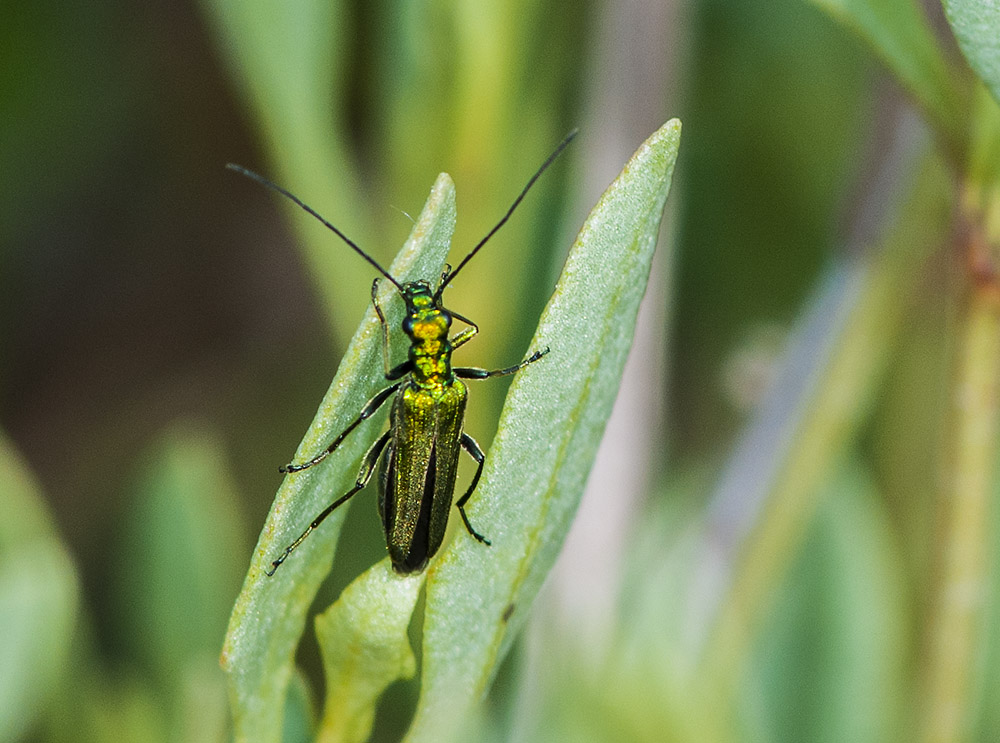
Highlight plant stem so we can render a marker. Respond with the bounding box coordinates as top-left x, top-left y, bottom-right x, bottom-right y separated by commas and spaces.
919, 191, 1000, 743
